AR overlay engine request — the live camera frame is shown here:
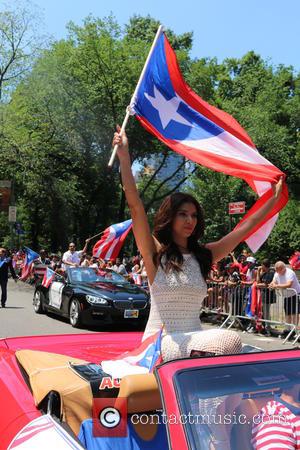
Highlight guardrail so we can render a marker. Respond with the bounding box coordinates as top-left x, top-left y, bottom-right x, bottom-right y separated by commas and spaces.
203, 282, 300, 345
